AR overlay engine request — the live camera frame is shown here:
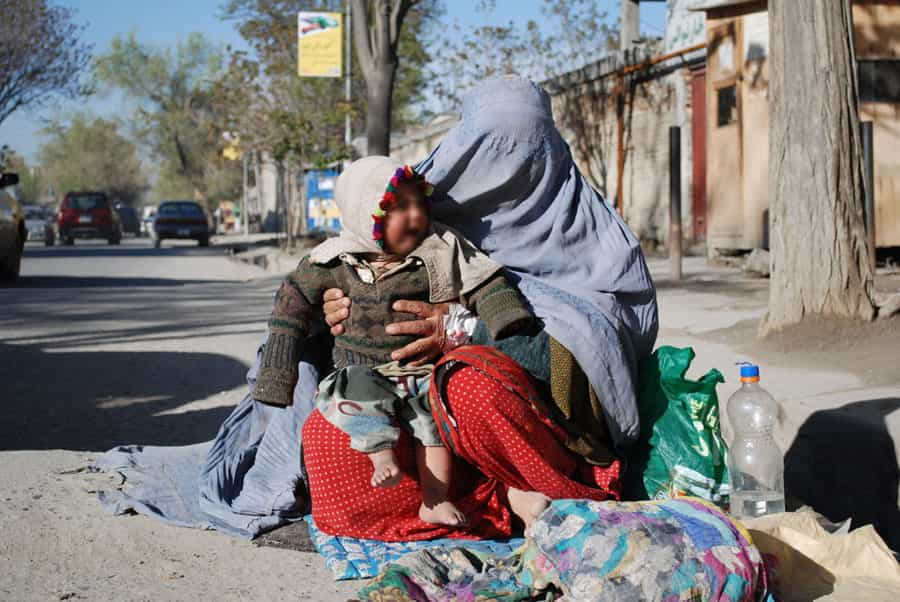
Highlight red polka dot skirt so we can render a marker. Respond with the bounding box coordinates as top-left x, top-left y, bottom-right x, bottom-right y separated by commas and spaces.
303, 345, 621, 540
